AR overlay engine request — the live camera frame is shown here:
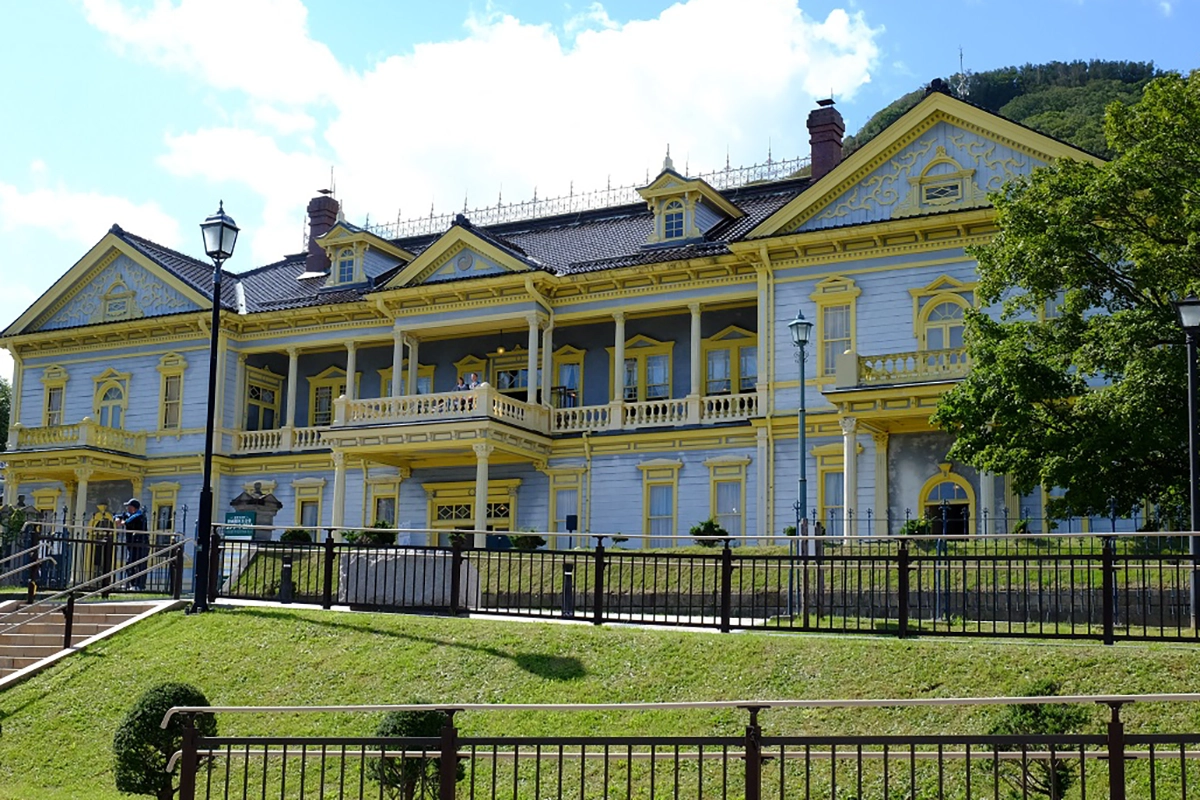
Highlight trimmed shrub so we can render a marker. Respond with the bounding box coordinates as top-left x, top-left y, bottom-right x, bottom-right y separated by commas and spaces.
689, 517, 729, 547
280, 528, 312, 543
113, 682, 217, 800
370, 708, 463, 799
508, 532, 547, 550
